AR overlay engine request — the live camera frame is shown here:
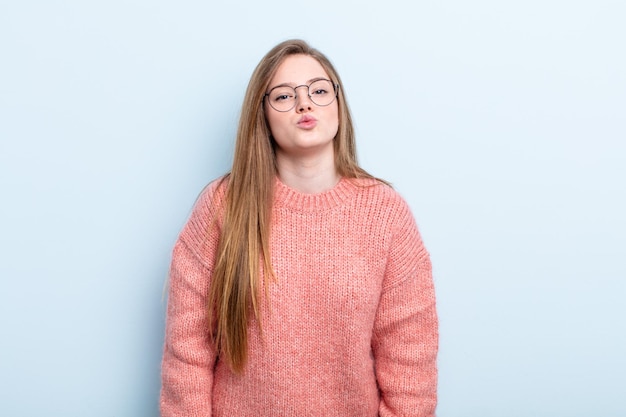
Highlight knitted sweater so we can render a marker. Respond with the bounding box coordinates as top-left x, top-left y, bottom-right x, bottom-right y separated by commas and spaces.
160, 177, 438, 417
